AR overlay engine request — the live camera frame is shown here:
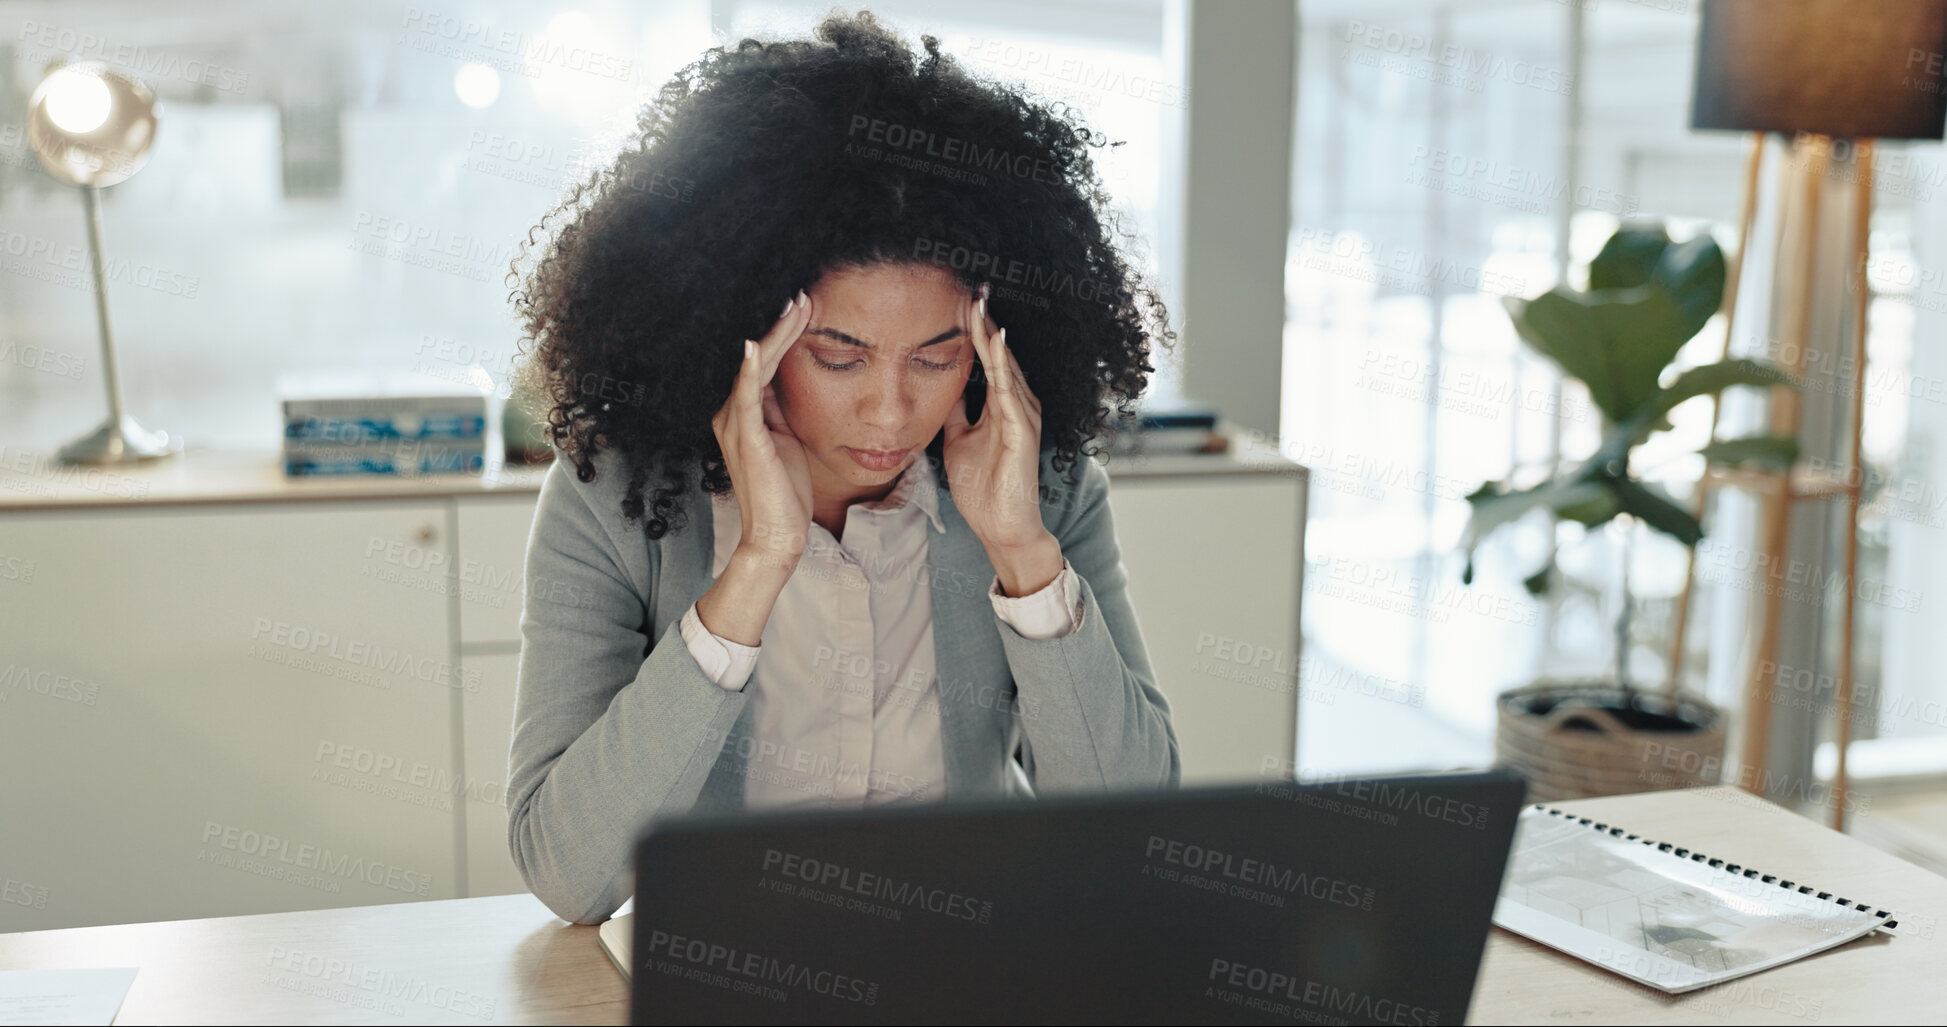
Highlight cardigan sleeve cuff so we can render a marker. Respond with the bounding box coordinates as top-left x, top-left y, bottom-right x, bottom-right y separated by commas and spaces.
679, 601, 760, 691
990, 557, 1085, 640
